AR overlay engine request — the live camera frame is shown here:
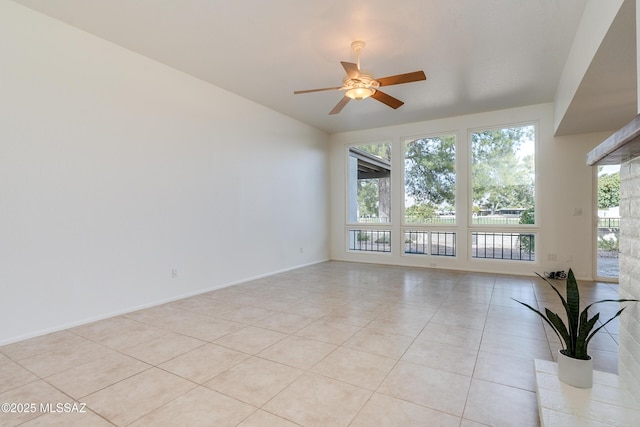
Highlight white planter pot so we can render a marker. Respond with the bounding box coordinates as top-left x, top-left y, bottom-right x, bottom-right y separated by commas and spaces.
557, 349, 593, 388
